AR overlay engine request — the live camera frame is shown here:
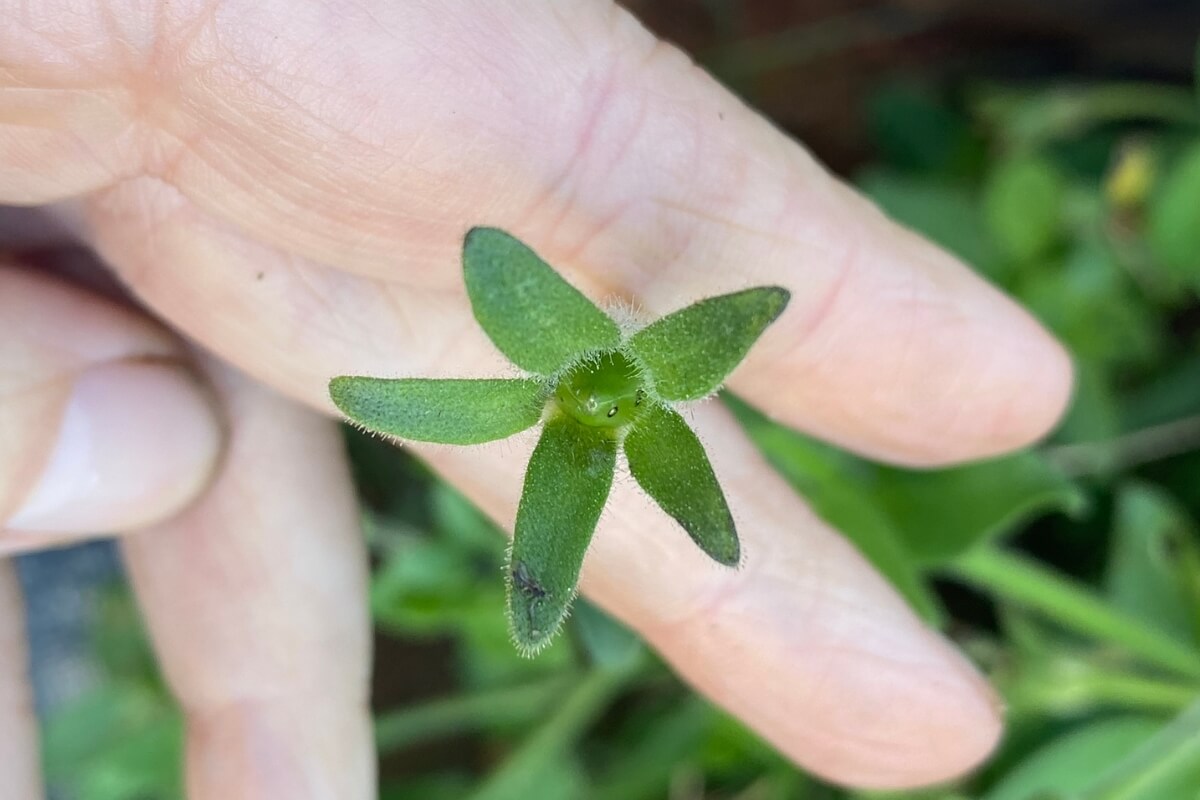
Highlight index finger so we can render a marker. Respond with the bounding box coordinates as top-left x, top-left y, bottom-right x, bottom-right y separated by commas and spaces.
0, 0, 1070, 467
